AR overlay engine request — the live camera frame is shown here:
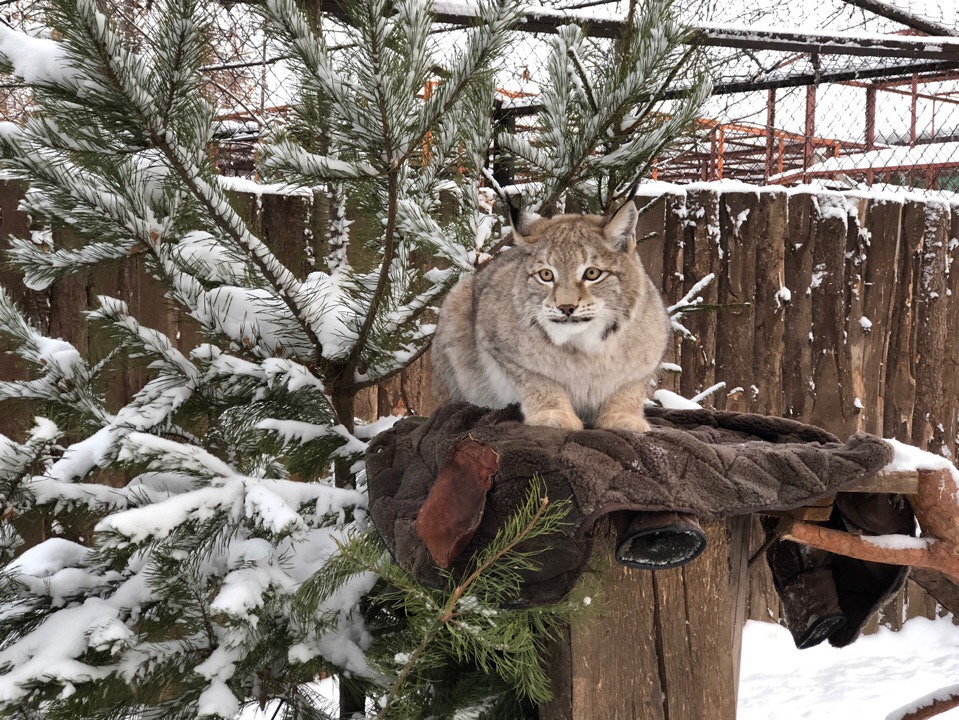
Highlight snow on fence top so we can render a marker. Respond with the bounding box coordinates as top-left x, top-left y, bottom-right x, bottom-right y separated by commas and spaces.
772, 142, 959, 182
631, 178, 959, 206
